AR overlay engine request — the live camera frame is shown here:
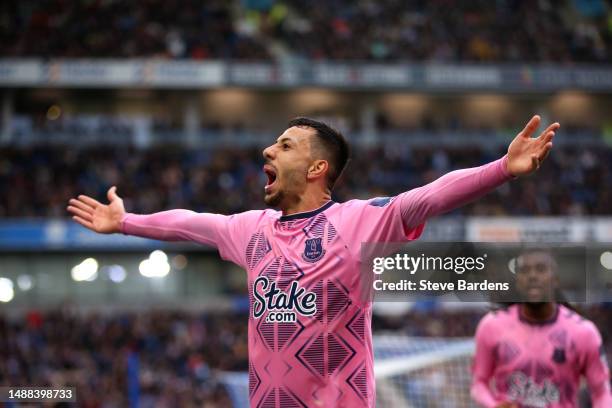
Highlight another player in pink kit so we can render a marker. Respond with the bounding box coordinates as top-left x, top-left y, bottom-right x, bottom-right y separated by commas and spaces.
69, 116, 558, 407
471, 249, 612, 408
